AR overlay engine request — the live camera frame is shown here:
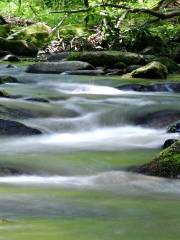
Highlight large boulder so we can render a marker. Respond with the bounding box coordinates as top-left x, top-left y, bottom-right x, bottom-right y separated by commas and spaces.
135, 141, 180, 178
0, 37, 38, 56
66, 51, 145, 67
8, 23, 52, 47
0, 119, 42, 136
131, 61, 168, 79
26, 61, 95, 73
